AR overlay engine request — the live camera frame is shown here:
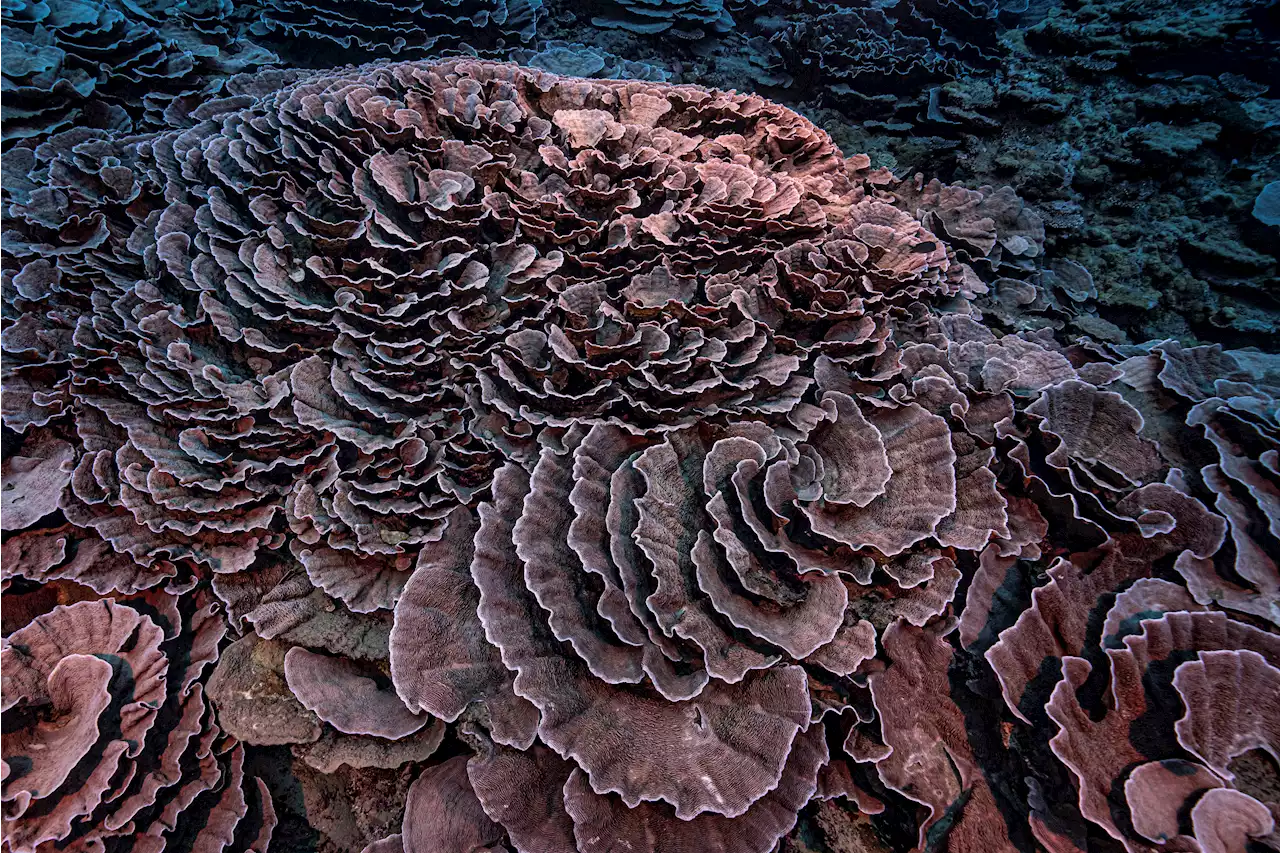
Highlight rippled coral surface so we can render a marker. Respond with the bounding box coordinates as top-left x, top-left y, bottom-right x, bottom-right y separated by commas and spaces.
2, 39, 1279, 853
